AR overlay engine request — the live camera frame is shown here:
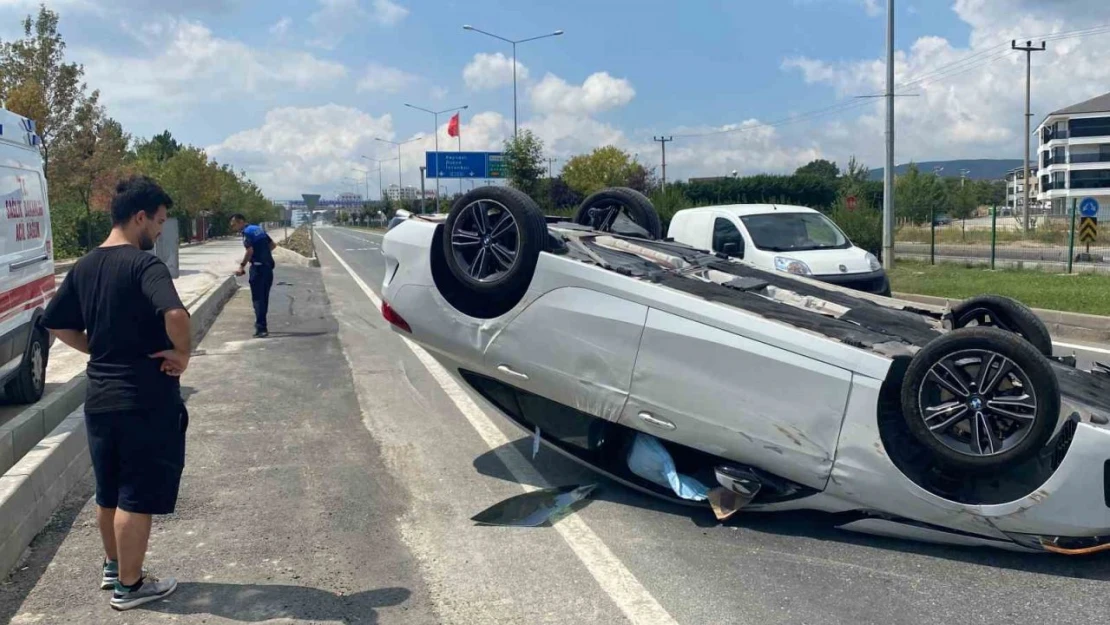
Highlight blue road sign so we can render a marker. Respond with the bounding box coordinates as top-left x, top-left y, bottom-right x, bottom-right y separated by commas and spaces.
425, 151, 505, 179
1080, 197, 1100, 218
